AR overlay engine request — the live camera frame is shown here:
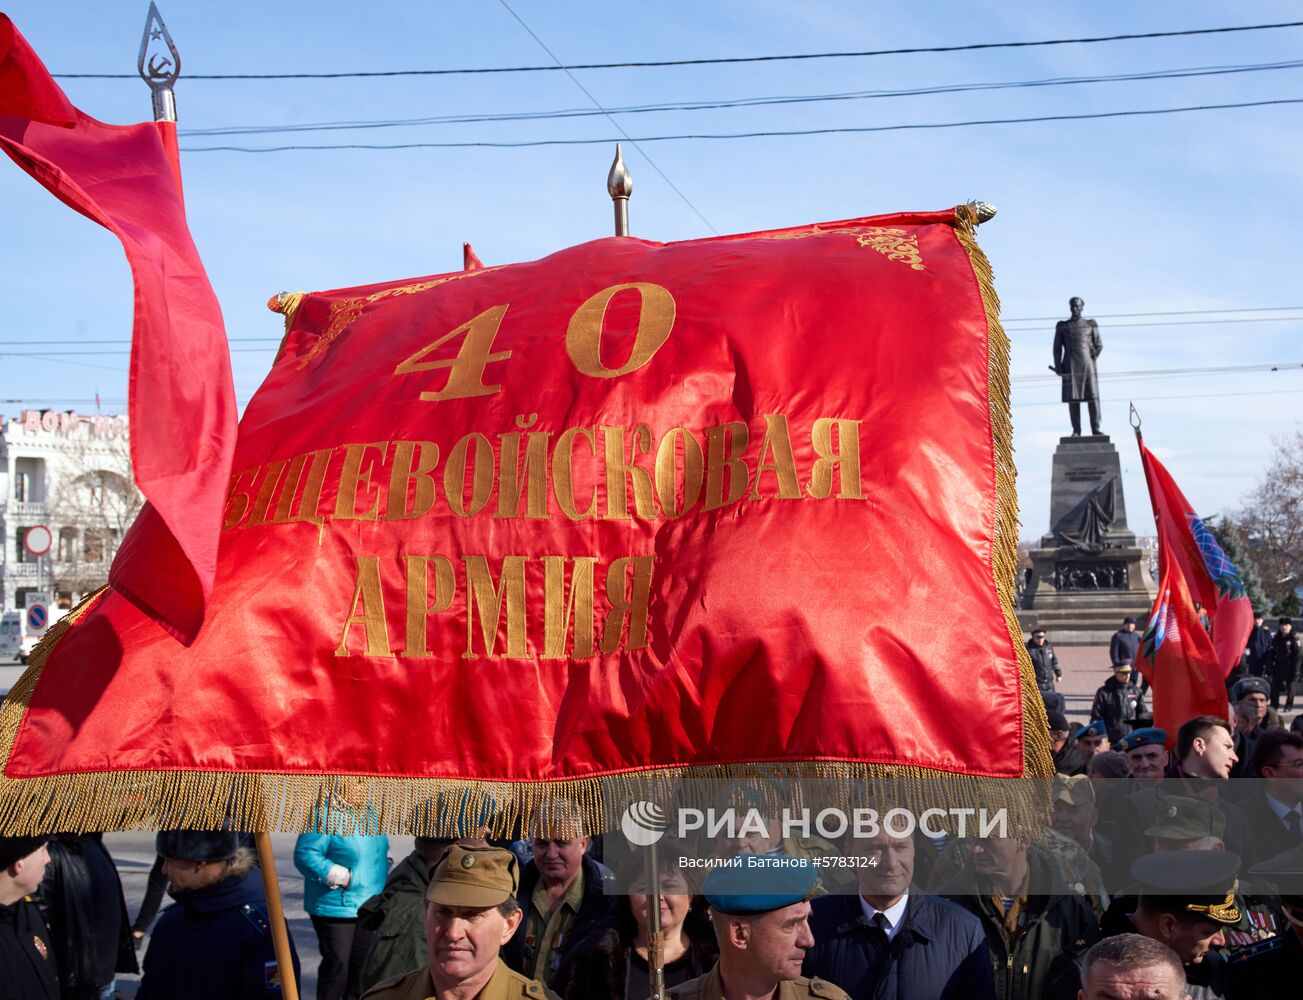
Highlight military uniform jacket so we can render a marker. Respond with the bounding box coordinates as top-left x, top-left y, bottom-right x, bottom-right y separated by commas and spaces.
1267, 629, 1302, 681
669, 966, 849, 1000
0, 895, 58, 1000
362, 959, 557, 1000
